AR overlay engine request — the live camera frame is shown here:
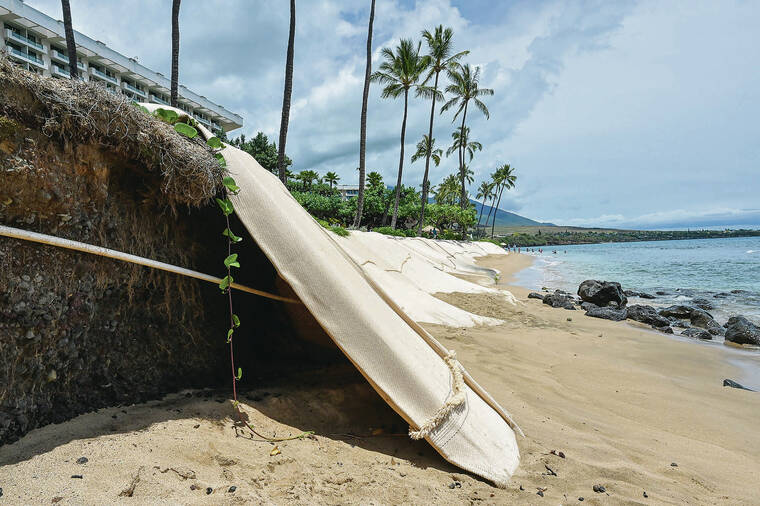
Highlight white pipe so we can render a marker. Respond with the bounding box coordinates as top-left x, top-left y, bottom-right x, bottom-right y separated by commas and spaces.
0, 224, 300, 304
